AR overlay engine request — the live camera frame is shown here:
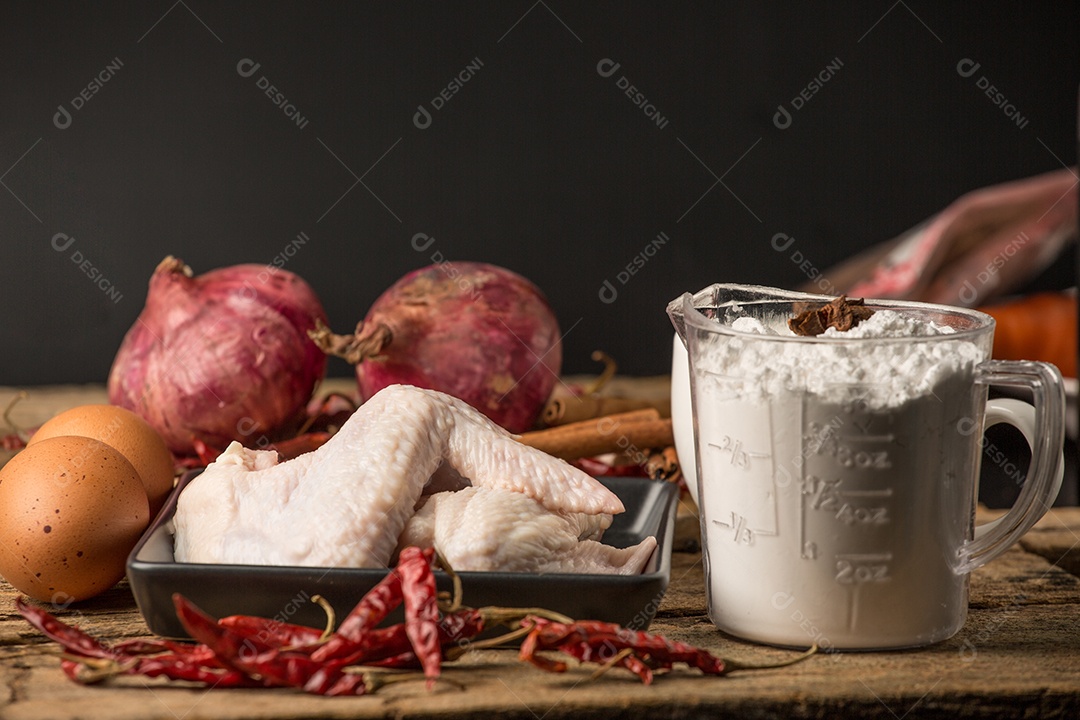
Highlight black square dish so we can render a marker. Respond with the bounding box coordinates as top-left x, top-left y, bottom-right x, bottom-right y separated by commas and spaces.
127, 471, 678, 638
